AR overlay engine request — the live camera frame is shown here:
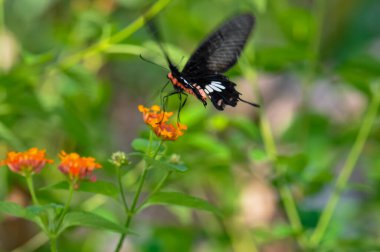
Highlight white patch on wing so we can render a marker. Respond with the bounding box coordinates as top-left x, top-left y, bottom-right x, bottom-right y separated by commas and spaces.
205, 85, 213, 93
204, 89, 209, 94
209, 84, 222, 92
210, 81, 226, 89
